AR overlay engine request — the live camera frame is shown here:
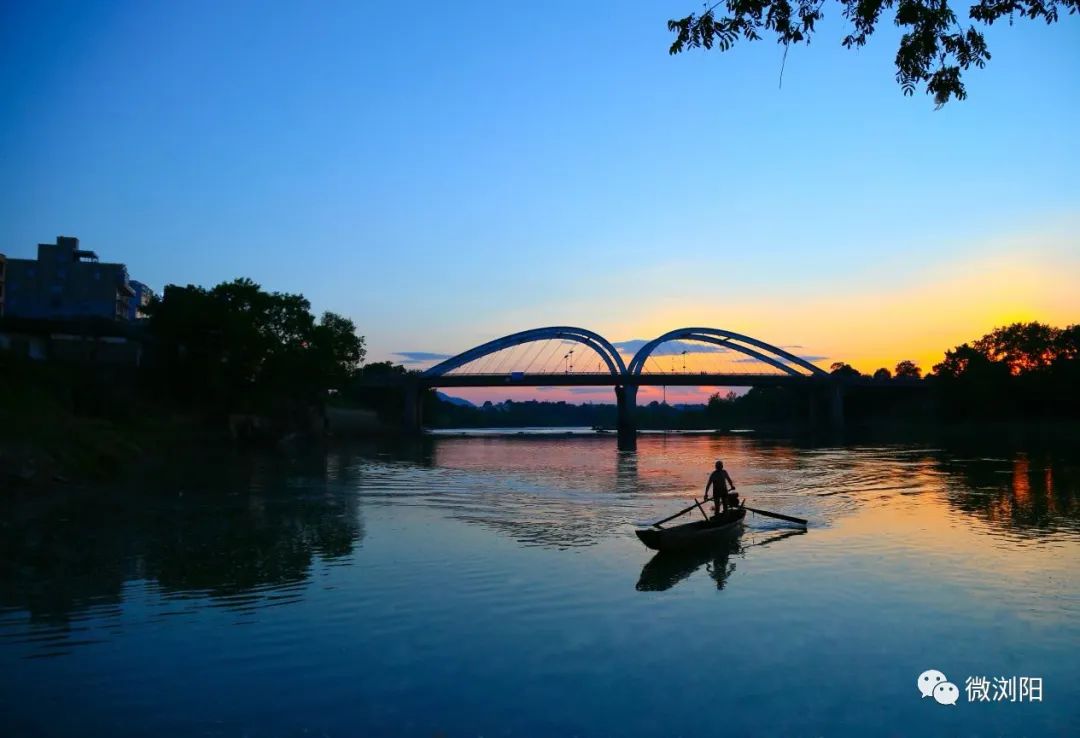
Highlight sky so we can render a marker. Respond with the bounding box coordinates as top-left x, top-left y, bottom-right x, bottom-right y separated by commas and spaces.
1, 1, 1077, 404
